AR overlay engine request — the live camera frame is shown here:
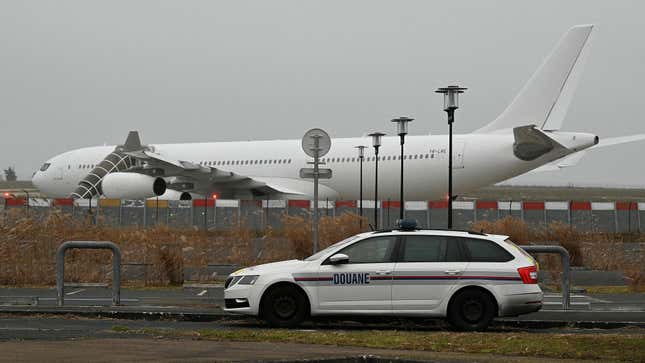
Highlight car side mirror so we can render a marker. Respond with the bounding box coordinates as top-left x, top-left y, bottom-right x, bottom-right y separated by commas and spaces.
329, 253, 349, 265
